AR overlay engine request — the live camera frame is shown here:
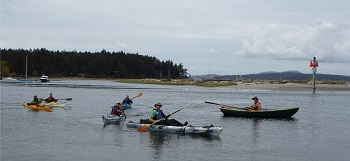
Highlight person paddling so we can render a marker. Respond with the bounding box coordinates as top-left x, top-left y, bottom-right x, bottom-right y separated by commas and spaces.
111, 101, 125, 117
28, 95, 41, 106
122, 95, 133, 105
45, 93, 57, 102
246, 96, 262, 111
148, 102, 187, 126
